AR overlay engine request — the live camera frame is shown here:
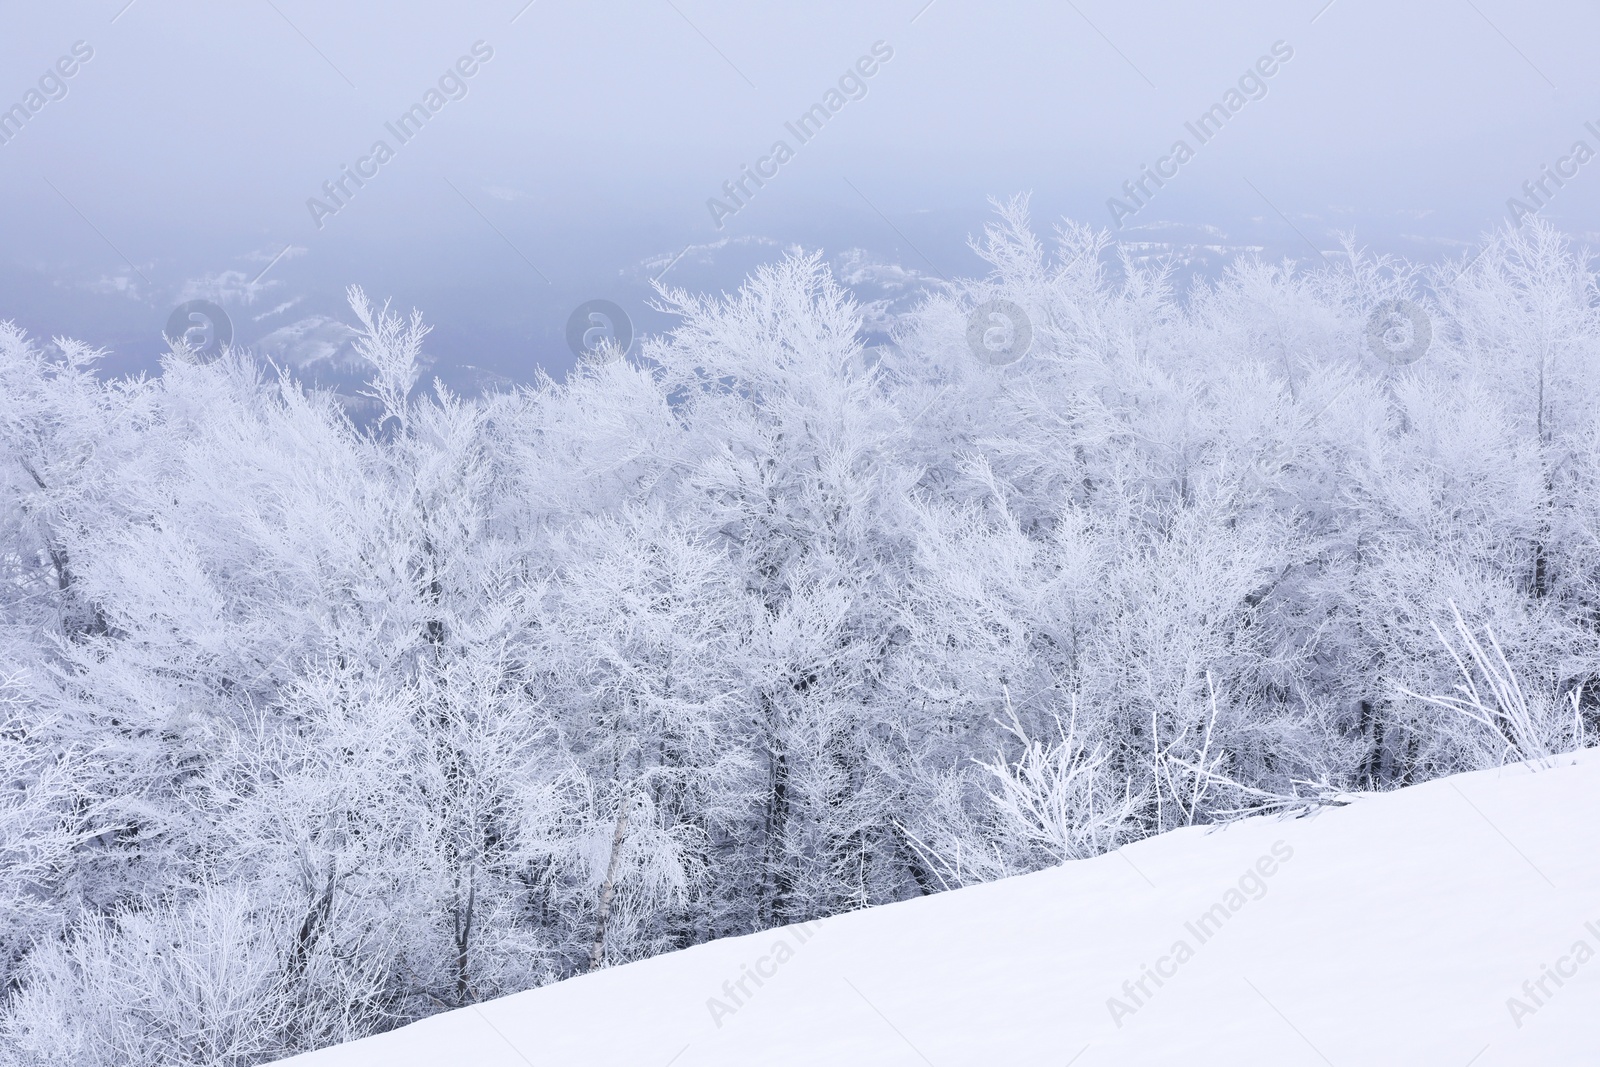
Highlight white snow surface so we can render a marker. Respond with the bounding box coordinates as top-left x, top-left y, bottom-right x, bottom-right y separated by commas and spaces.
277, 754, 1600, 1065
